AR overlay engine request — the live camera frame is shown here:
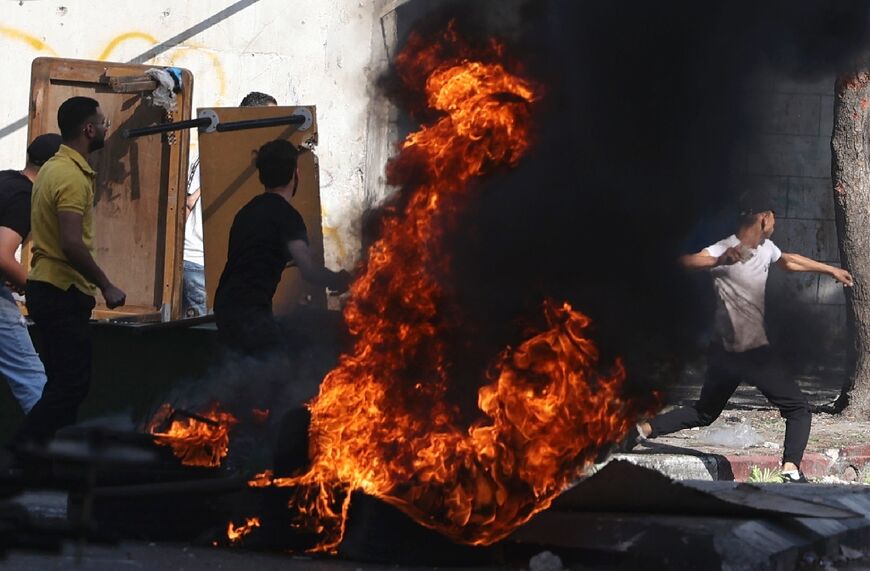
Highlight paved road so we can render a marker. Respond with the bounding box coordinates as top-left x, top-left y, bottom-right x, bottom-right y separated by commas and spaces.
0, 492, 513, 571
